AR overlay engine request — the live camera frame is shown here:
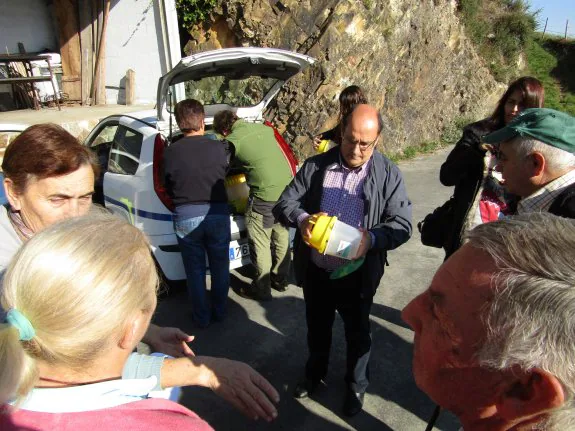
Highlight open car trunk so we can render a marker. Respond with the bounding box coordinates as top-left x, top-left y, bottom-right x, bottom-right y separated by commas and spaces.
156, 47, 315, 124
